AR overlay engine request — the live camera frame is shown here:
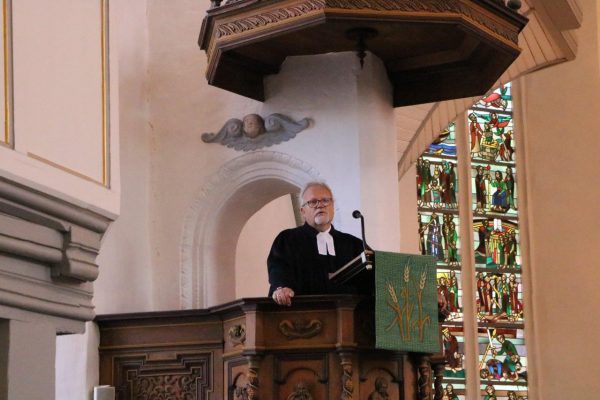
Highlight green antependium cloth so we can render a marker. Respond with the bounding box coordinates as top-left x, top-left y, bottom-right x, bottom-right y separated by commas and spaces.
375, 252, 439, 353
